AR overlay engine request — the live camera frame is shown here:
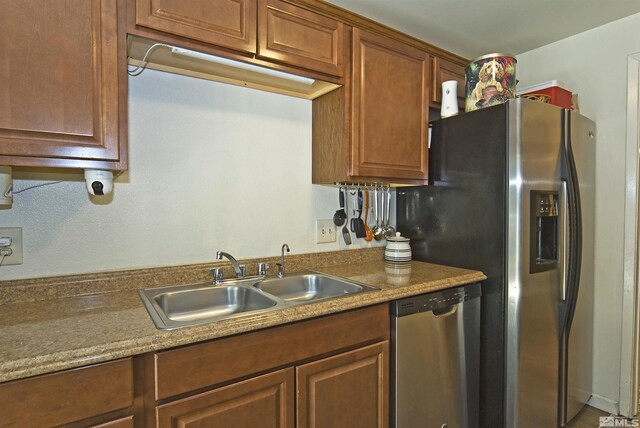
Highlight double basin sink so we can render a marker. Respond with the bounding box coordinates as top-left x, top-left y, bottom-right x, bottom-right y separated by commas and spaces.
139, 271, 379, 330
